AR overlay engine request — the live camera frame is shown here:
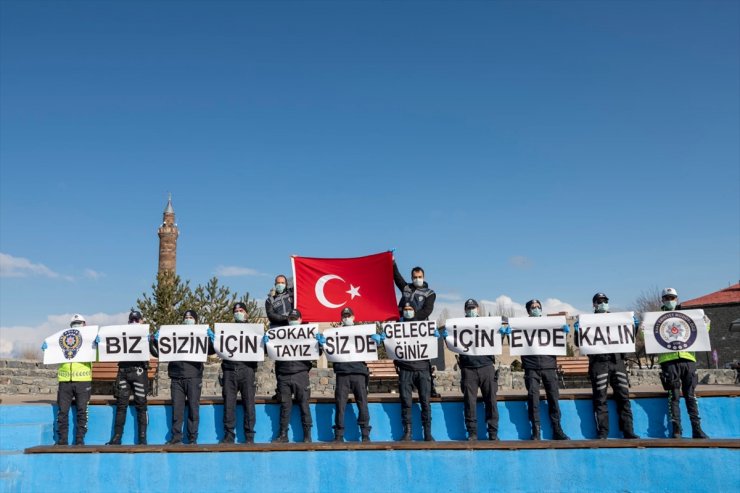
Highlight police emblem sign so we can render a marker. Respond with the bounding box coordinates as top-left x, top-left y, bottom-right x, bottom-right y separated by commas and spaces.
641, 309, 711, 354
